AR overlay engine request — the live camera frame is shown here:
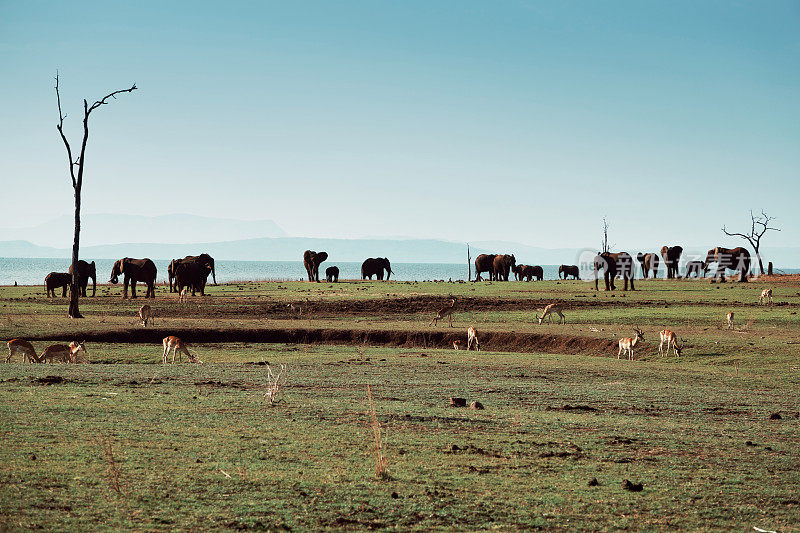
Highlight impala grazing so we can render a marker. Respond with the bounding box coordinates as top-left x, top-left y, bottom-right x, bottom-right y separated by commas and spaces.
467, 326, 479, 351
7, 339, 39, 363
41, 341, 86, 364
727, 311, 735, 330
759, 288, 773, 305
618, 327, 644, 360
162, 336, 202, 364
139, 304, 153, 327
430, 299, 456, 327
453, 339, 464, 350
537, 303, 565, 325
658, 329, 682, 357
